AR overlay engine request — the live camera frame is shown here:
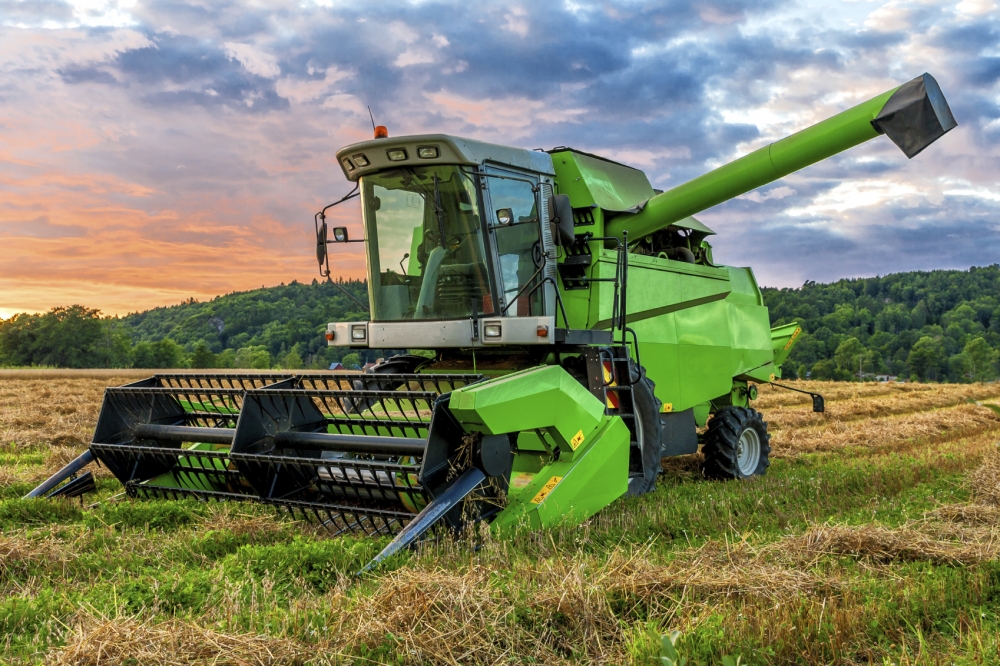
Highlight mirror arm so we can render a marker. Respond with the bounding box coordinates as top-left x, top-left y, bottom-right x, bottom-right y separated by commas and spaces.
314, 184, 361, 278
